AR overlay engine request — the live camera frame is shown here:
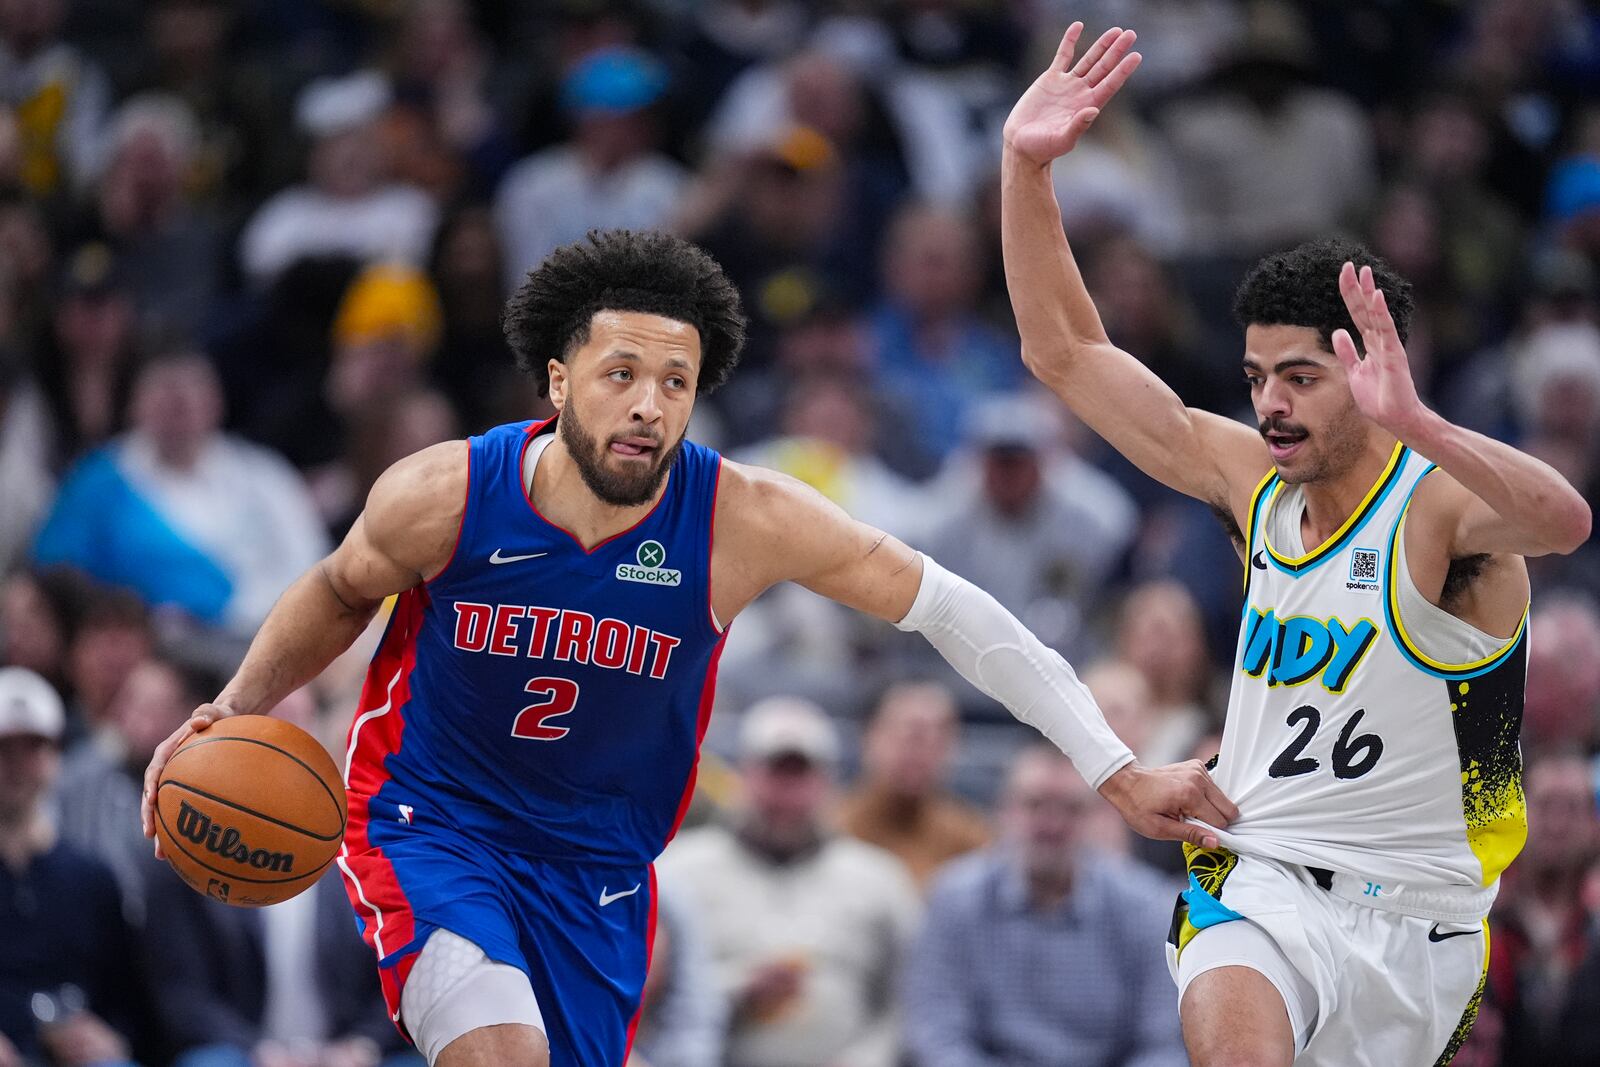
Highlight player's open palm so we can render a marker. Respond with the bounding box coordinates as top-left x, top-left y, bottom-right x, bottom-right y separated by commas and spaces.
1333, 261, 1427, 437
1003, 23, 1141, 167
